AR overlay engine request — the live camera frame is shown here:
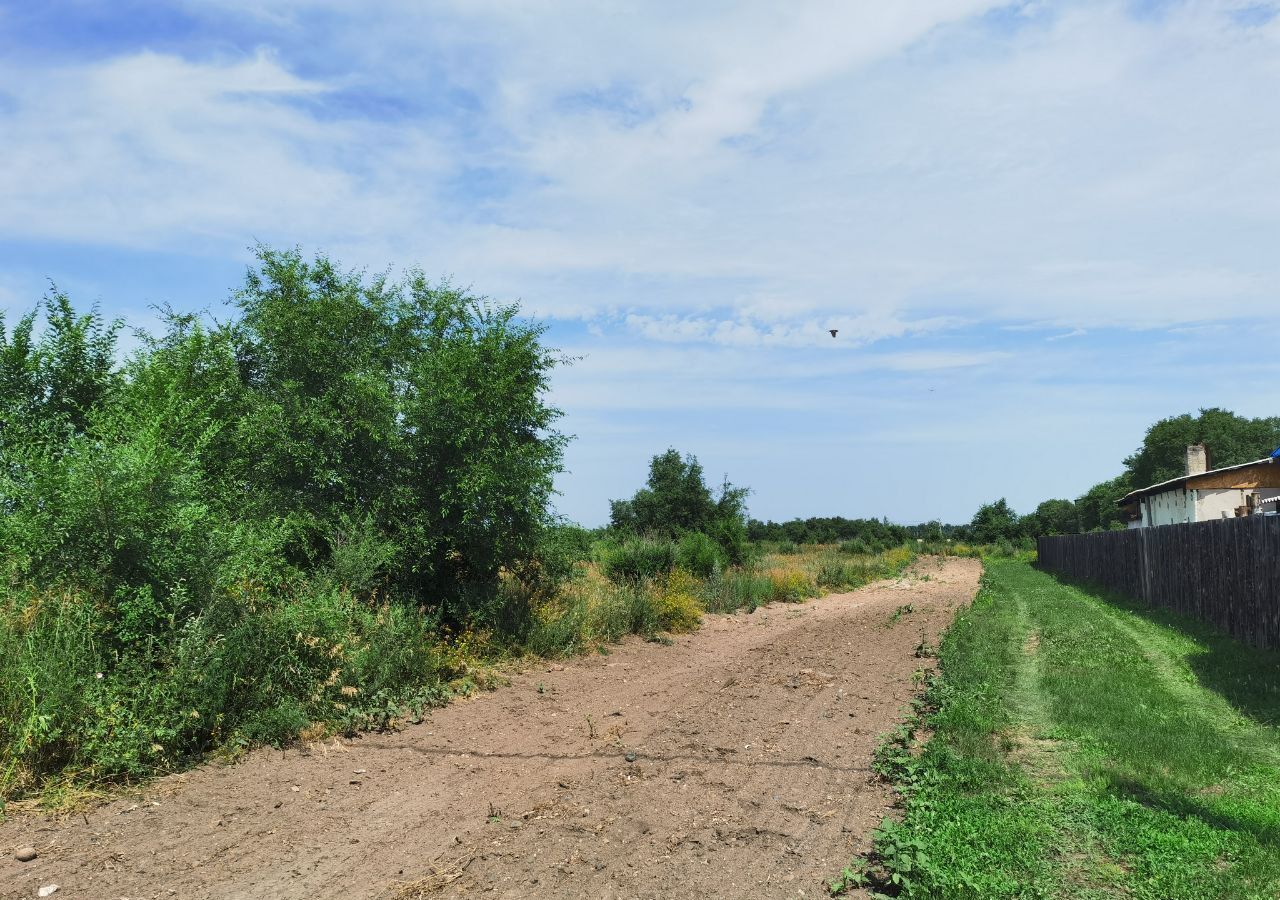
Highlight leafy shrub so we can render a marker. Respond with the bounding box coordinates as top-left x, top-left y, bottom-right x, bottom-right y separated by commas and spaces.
656, 569, 703, 633
675, 531, 722, 578
0, 248, 569, 799
539, 524, 595, 581
598, 537, 676, 584
608, 449, 752, 566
